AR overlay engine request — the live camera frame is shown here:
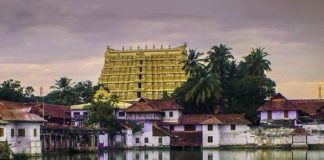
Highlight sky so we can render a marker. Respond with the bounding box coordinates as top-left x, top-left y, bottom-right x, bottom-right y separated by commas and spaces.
0, 0, 323, 99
